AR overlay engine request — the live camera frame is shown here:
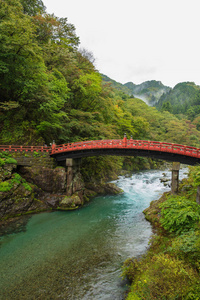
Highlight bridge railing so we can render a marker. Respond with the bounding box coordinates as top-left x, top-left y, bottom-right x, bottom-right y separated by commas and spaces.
0, 145, 51, 152
1, 140, 200, 159
51, 139, 200, 159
